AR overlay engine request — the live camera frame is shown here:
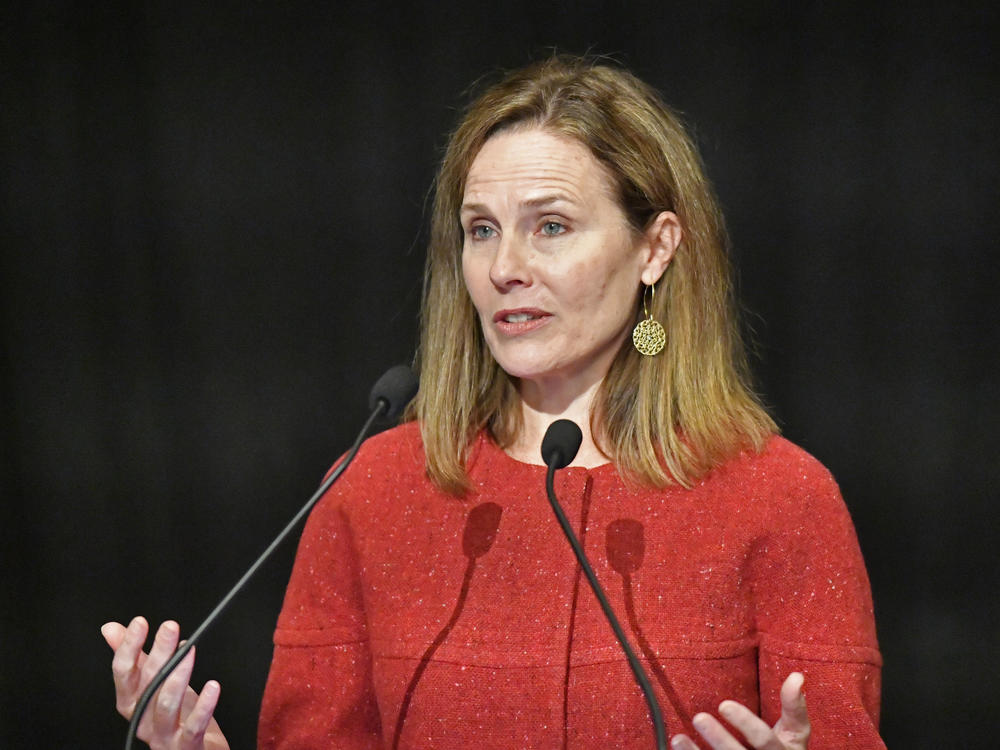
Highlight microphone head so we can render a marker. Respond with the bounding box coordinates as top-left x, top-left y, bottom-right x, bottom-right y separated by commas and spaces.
540, 419, 583, 469
369, 365, 419, 419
